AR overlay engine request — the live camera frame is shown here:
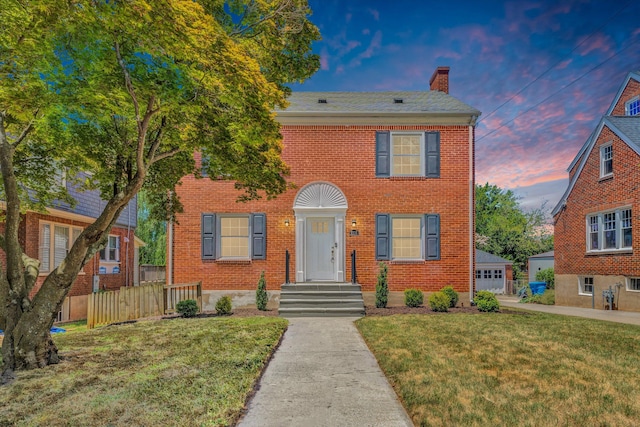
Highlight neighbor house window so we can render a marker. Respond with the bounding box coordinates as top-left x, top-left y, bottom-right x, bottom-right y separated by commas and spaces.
586, 208, 632, 252
600, 143, 613, 177
100, 235, 120, 262
626, 96, 639, 116
392, 134, 423, 176
494, 270, 503, 279
627, 277, 640, 292
220, 216, 250, 258
476, 270, 482, 279
391, 217, 422, 259
580, 277, 594, 295
39, 222, 83, 273
483, 270, 492, 279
